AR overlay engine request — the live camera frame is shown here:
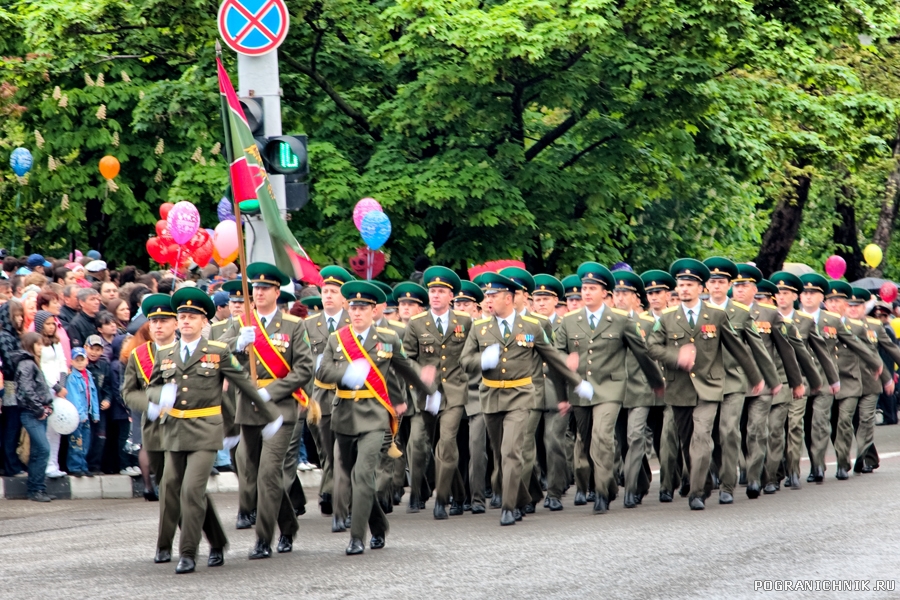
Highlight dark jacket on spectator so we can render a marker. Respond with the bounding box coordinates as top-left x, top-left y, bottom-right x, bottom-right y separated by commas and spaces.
66, 311, 97, 349
0, 302, 22, 380
87, 356, 115, 409
58, 304, 79, 327
14, 350, 53, 418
